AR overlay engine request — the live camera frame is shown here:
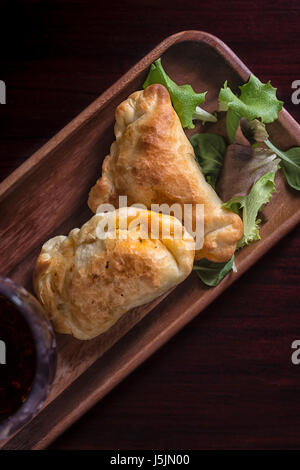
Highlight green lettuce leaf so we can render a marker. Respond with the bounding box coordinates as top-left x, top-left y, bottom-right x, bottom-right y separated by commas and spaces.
219, 75, 283, 142
265, 139, 300, 191
193, 256, 235, 287
222, 171, 277, 248
143, 58, 207, 129
190, 133, 227, 188
225, 109, 241, 143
